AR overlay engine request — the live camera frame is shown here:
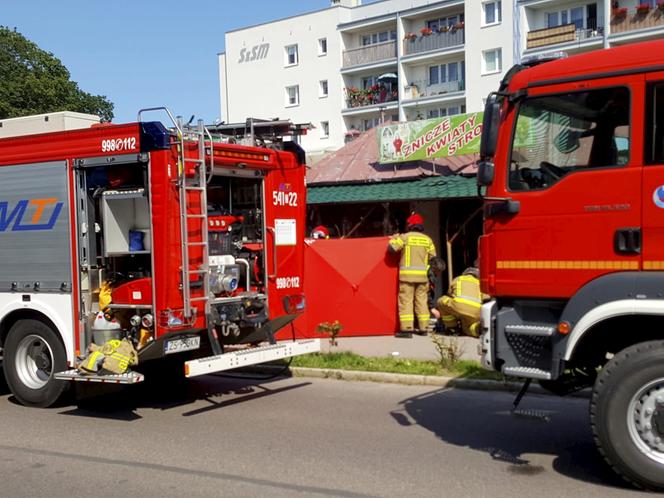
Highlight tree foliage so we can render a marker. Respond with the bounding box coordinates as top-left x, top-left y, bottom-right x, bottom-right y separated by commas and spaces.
0, 27, 114, 121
